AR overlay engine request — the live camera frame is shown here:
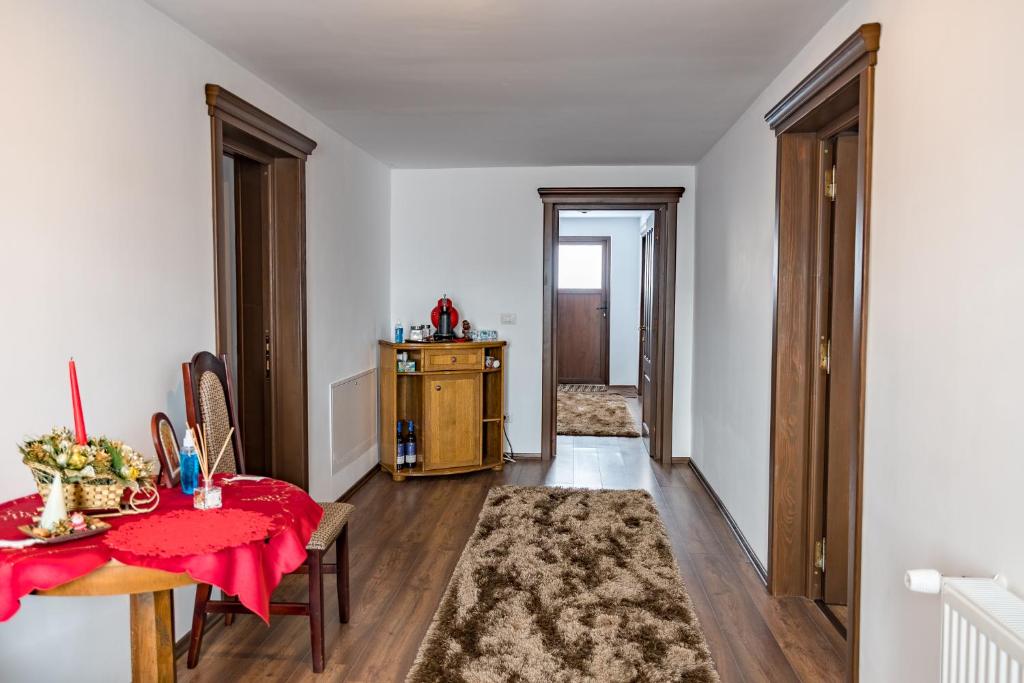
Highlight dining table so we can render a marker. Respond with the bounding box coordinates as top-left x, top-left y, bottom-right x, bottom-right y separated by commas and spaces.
0, 474, 323, 682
